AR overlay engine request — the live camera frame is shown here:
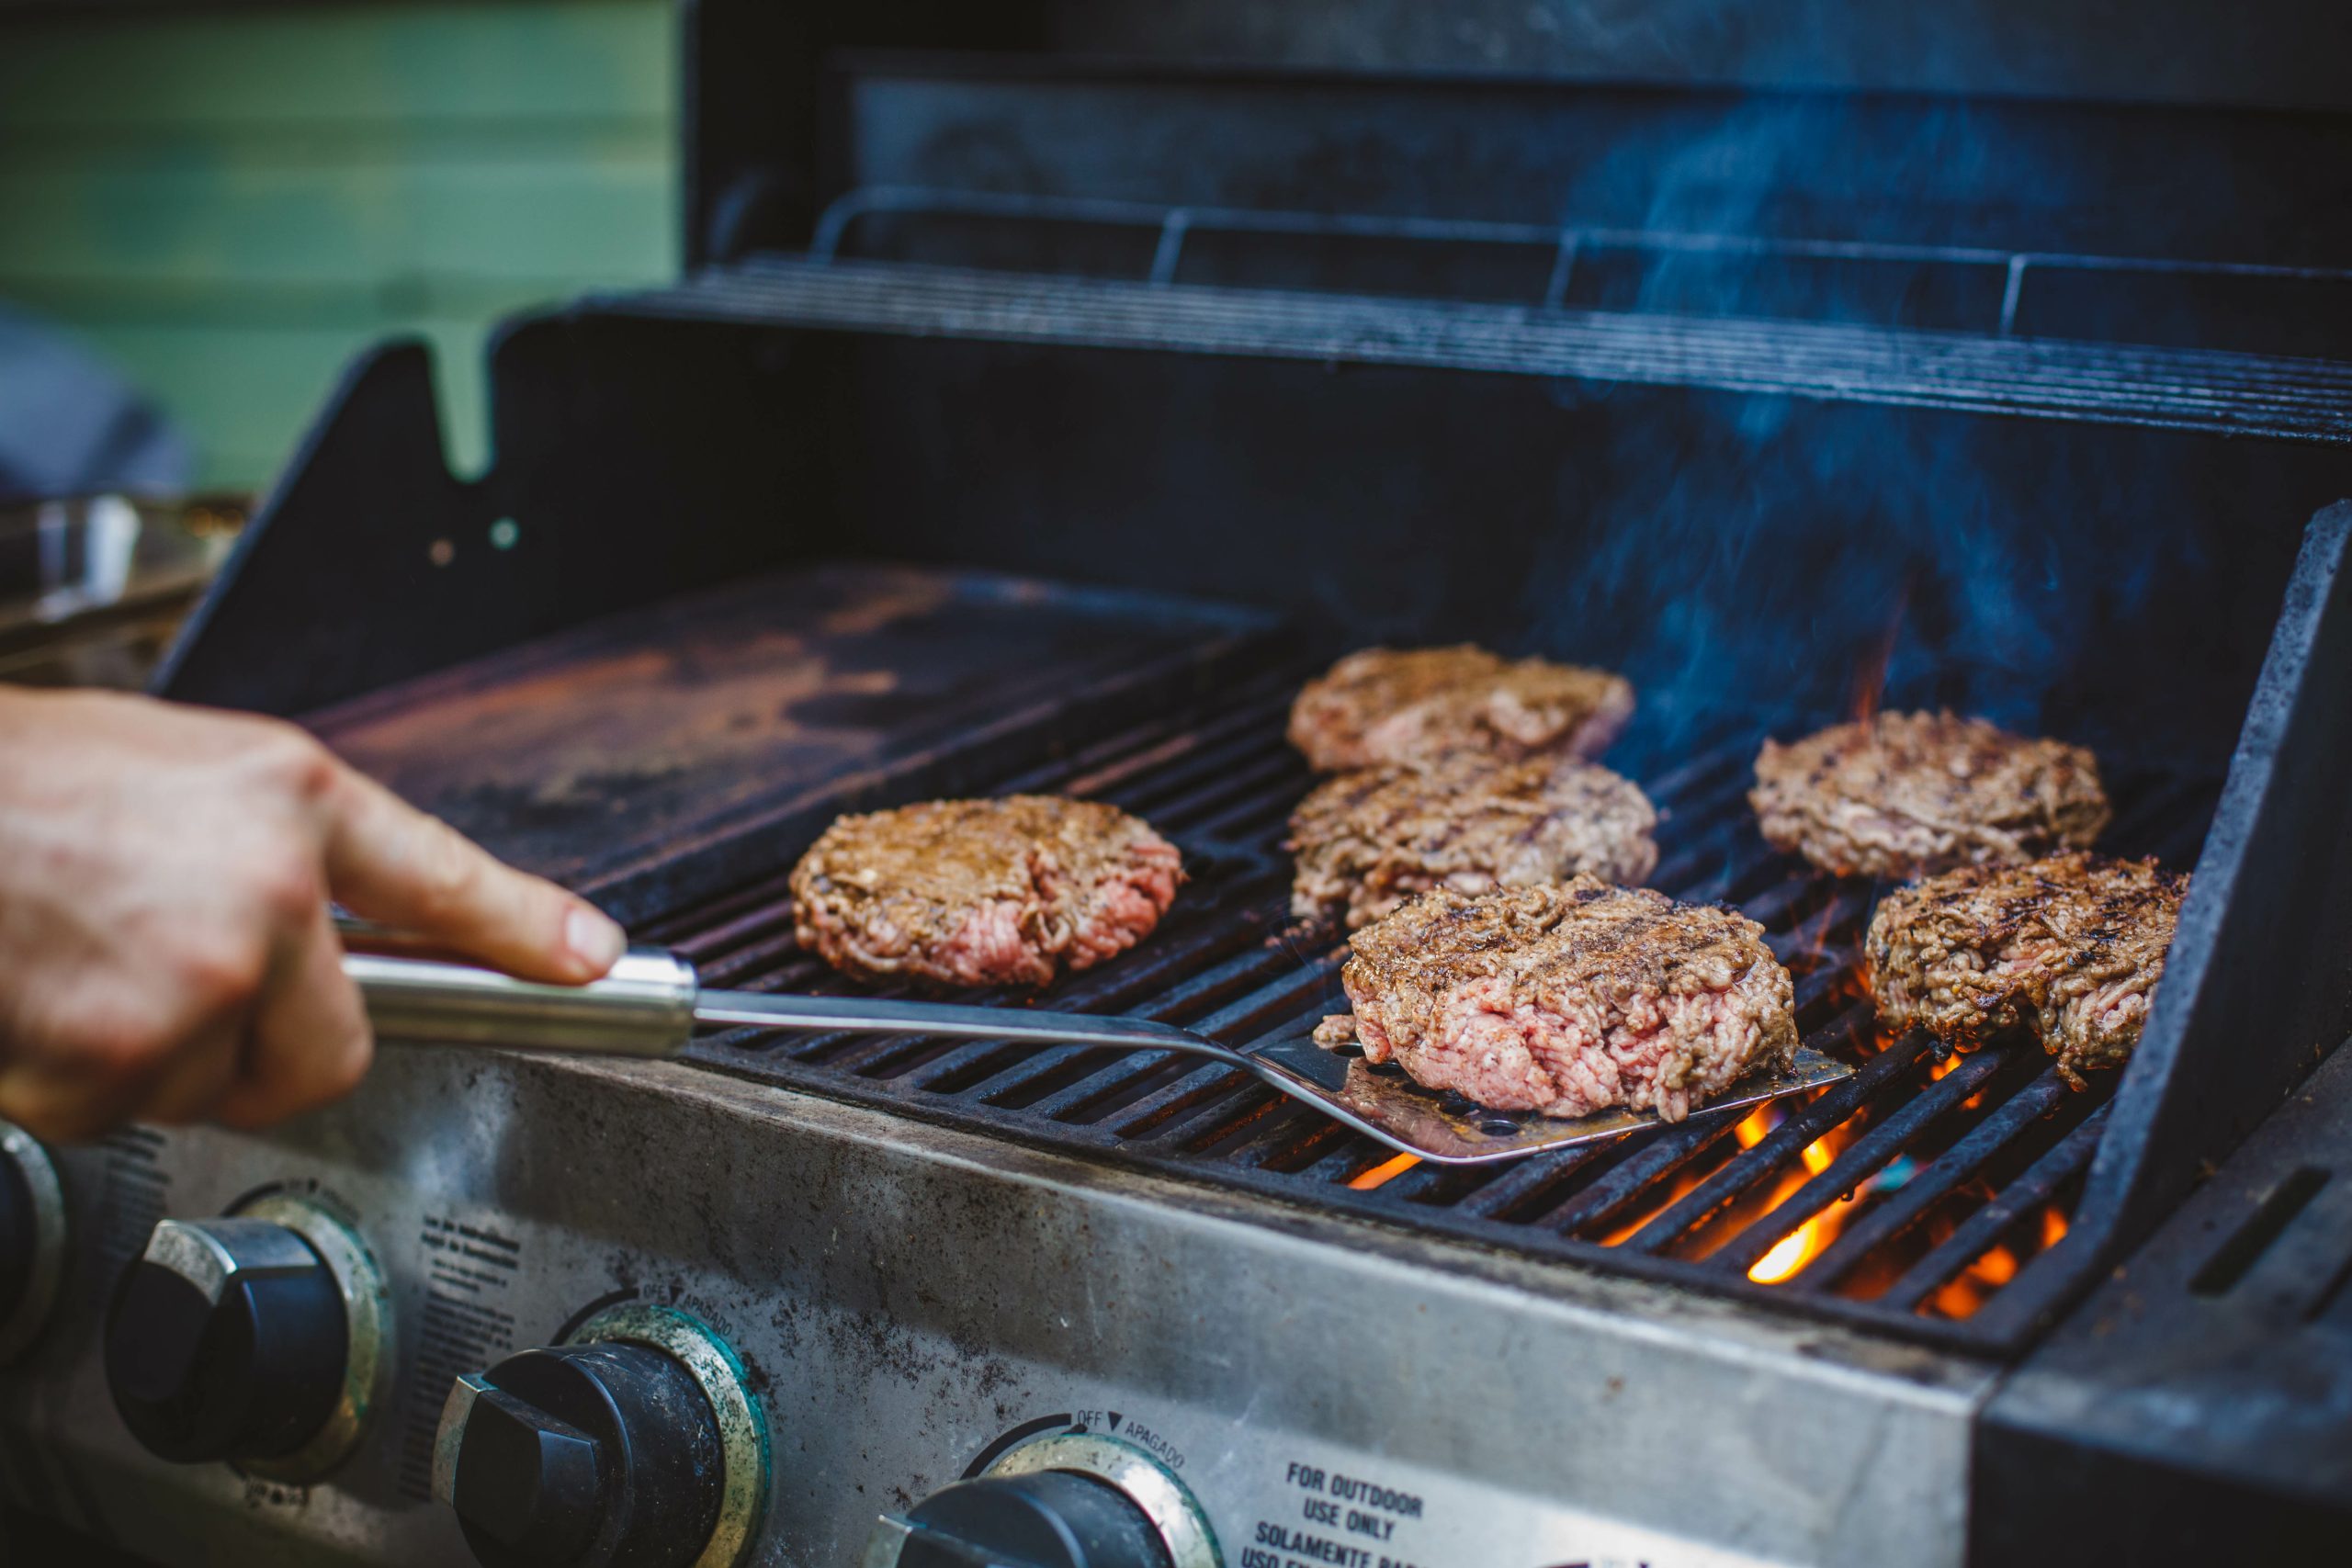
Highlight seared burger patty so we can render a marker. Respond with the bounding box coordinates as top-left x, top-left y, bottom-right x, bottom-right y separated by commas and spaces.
1324, 880, 1796, 1122
1287, 645, 1634, 773
1288, 753, 1658, 930
790, 796, 1182, 987
1864, 851, 2185, 1089
1751, 710, 2110, 881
